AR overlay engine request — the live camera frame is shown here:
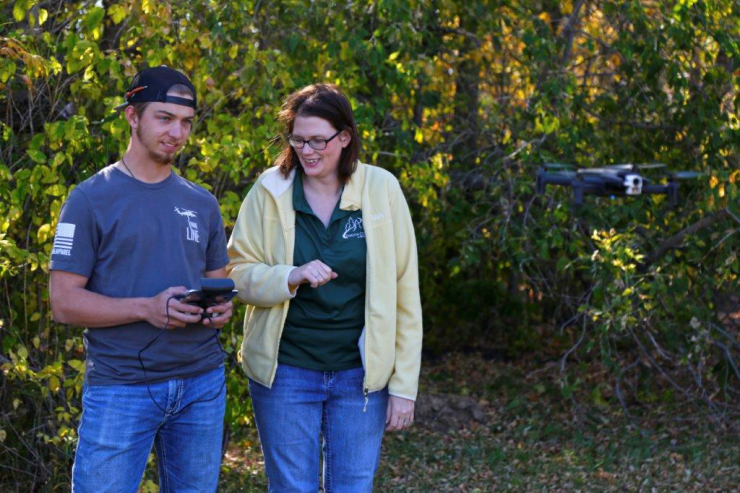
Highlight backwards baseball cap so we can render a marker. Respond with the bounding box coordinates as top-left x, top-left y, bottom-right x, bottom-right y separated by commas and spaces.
114, 66, 197, 111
